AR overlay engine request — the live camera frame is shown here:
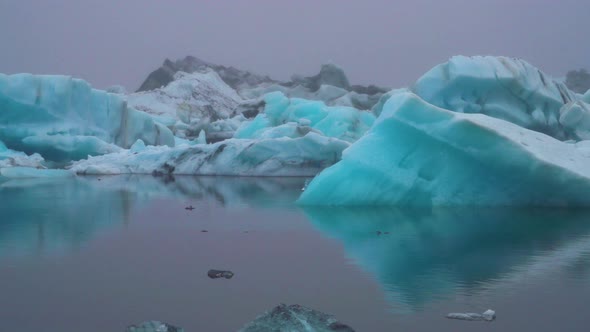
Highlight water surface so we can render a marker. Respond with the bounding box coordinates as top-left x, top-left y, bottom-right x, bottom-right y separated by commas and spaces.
1, 176, 590, 331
